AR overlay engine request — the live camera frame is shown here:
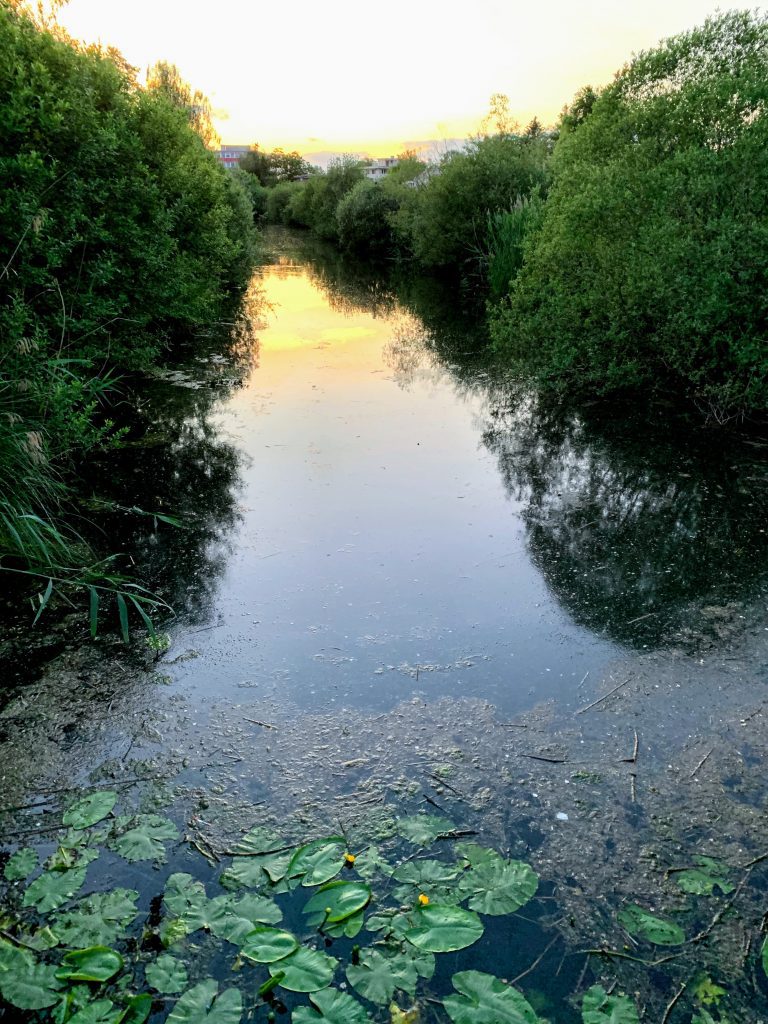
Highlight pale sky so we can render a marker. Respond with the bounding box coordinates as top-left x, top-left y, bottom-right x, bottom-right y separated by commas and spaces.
58, 0, 739, 155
